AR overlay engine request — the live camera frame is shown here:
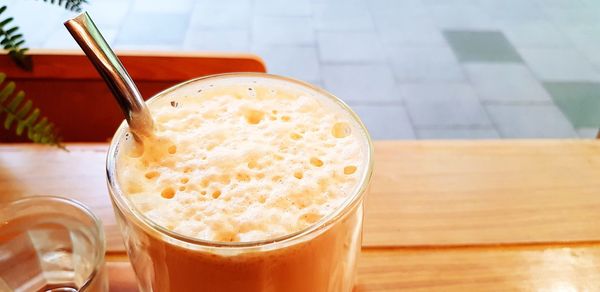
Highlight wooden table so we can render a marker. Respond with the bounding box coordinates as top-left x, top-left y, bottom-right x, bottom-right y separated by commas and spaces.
2, 141, 600, 291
